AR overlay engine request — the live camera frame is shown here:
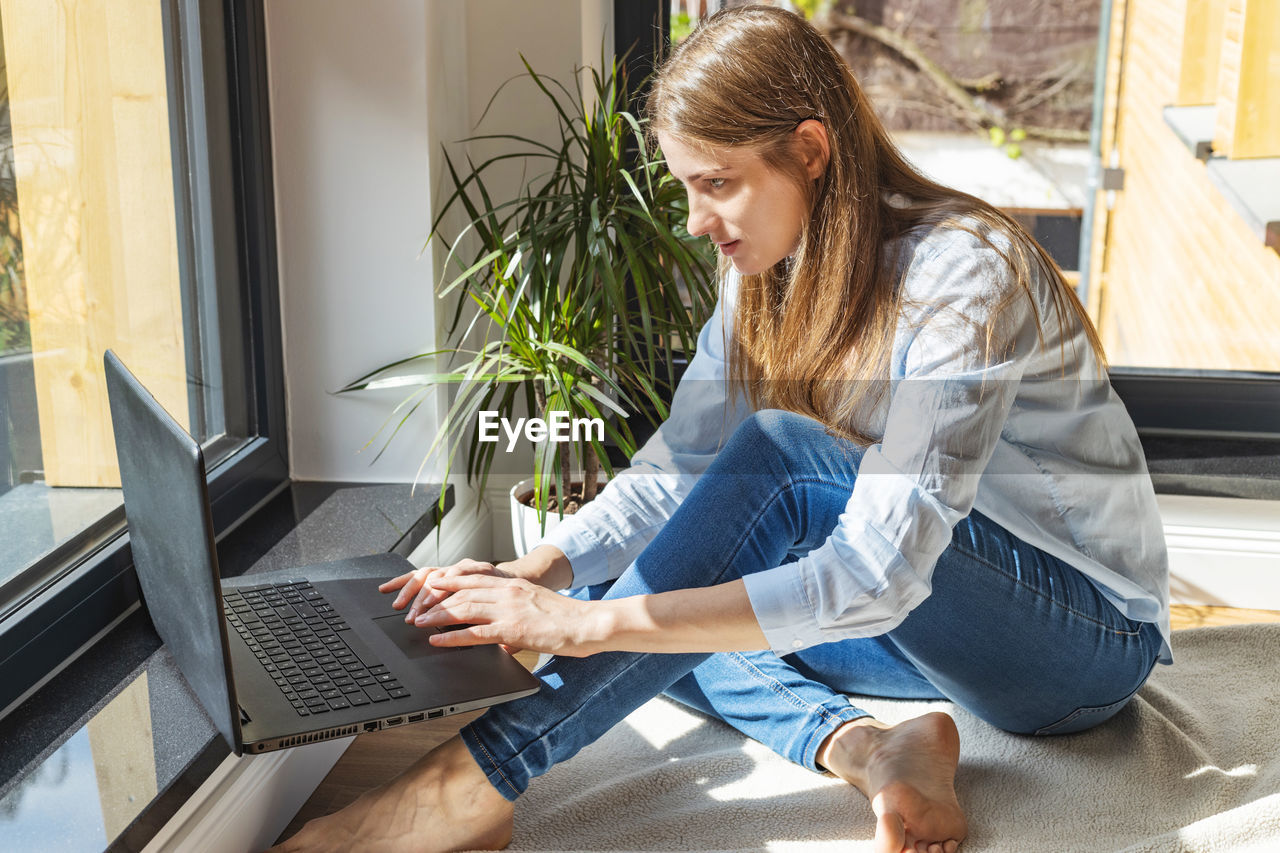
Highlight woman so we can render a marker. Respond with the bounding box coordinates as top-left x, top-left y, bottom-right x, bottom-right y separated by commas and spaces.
274, 7, 1170, 853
